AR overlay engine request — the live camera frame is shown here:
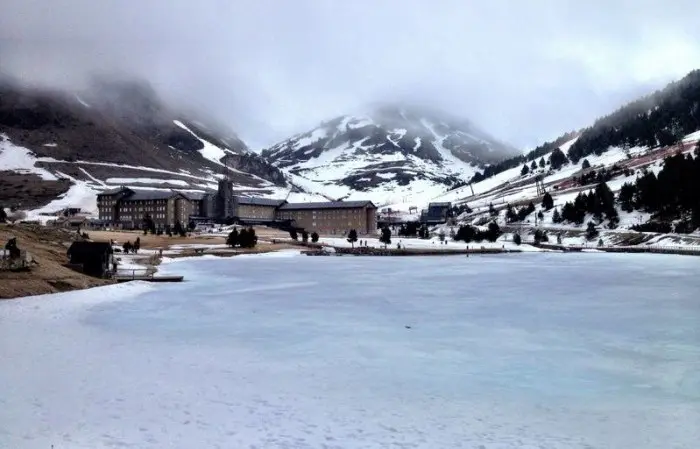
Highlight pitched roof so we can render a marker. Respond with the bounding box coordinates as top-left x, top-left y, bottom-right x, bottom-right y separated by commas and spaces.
123, 190, 182, 201
178, 191, 209, 201
279, 200, 376, 210
236, 196, 287, 207
98, 187, 132, 196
